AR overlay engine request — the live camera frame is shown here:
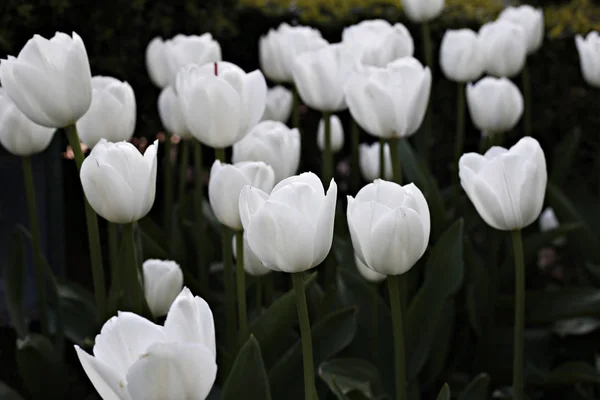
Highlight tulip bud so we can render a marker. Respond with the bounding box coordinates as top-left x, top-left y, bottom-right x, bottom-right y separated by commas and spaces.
164, 33, 222, 85
76, 76, 136, 148
232, 233, 272, 277
293, 44, 357, 112
355, 253, 386, 283
342, 20, 414, 67
347, 179, 430, 275
232, 120, 301, 183
262, 86, 293, 123
158, 86, 192, 139
240, 172, 337, 273
0, 32, 92, 128
345, 57, 431, 139
359, 142, 393, 182
176, 62, 267, 149
478, 20, 527, 78
145, 37, 170, 88
539, 207, 566, 245
401, 0, 445, 23
317, 115, 344, 153
466, 77, 524, 136
440, 29, 484, 82
575, 32, 600, 88
142, 259, 184, 317
209, 160, 275, 231
259, 23, 328, 83
459, 136, 547, 231
498, 5, 544, 54
0, 89, 56, 156
80, 139, 158, 224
